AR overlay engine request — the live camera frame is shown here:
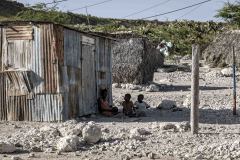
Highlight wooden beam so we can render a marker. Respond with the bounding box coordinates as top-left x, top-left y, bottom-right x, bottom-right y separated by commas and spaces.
191, 44, 200, 134
232, 46, 237, 115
